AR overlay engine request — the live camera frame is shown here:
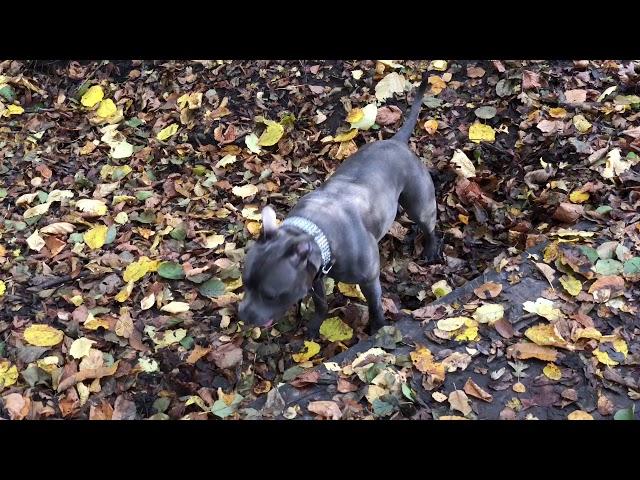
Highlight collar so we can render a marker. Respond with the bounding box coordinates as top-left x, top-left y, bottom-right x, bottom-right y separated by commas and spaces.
281, 216, 333, 275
